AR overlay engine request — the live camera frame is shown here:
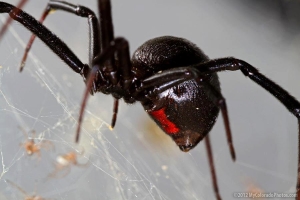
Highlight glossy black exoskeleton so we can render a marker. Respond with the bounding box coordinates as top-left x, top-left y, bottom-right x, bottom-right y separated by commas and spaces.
1, 1, 300, 200
132, 36, 221, 152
